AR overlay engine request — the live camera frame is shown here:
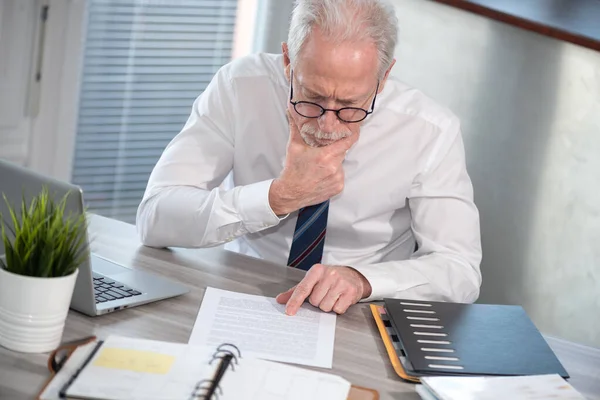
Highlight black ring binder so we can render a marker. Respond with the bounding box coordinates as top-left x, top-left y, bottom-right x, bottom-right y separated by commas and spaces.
190, 380, 222, 400
59, 340, 105, 399
190, 343, 242, 400
209, 343, 242, 371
